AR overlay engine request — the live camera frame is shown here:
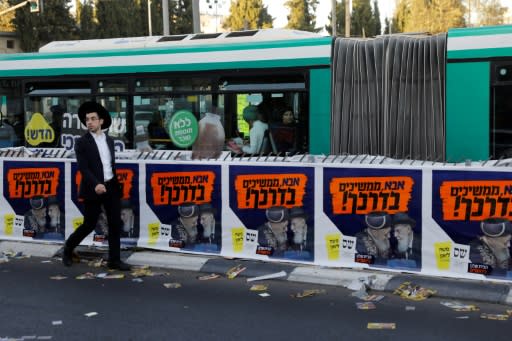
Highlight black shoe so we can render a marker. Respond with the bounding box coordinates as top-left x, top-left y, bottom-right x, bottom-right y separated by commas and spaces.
107, 260, 131, 271
62, 247, 73, 267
